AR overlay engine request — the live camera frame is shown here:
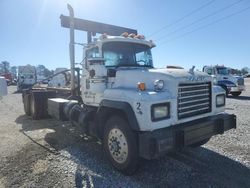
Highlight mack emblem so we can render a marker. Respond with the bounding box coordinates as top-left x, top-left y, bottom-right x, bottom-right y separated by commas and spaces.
187, 76, 205, 82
